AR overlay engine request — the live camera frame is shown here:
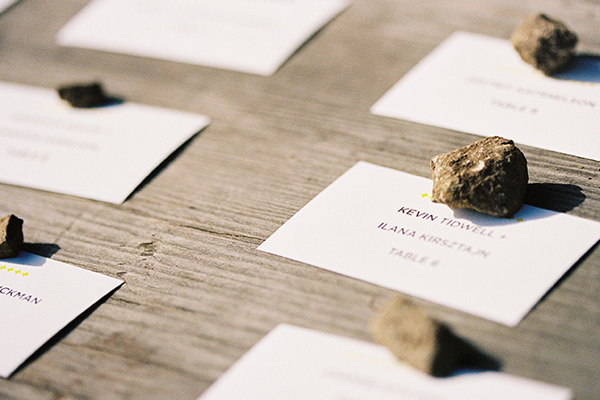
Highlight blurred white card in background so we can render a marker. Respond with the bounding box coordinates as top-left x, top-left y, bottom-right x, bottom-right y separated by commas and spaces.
199, 324, 572, 400
371, 31, 600, 161
57, 0, 349, 75
0, 252, 123, 378
0, 81, 210, 203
